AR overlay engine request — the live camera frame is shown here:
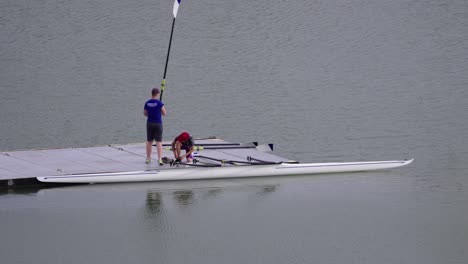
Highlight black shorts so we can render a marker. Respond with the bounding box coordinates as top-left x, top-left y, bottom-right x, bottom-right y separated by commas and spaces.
147, 122, 163, 142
